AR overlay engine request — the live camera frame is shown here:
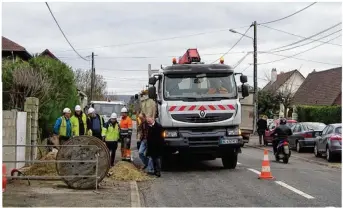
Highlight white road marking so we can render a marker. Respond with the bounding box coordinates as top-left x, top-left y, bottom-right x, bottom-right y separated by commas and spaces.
247, 168, 261, 175
237, 162, 241, 165
130, 181, 141, 207
275, 181, 315, 199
